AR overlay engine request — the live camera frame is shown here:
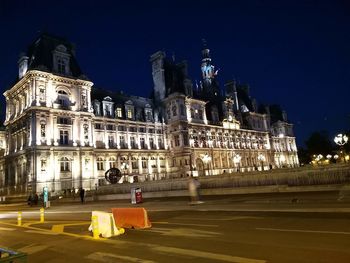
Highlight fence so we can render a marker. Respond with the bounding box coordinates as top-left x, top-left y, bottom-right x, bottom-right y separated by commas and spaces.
96, 164, 350, 195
